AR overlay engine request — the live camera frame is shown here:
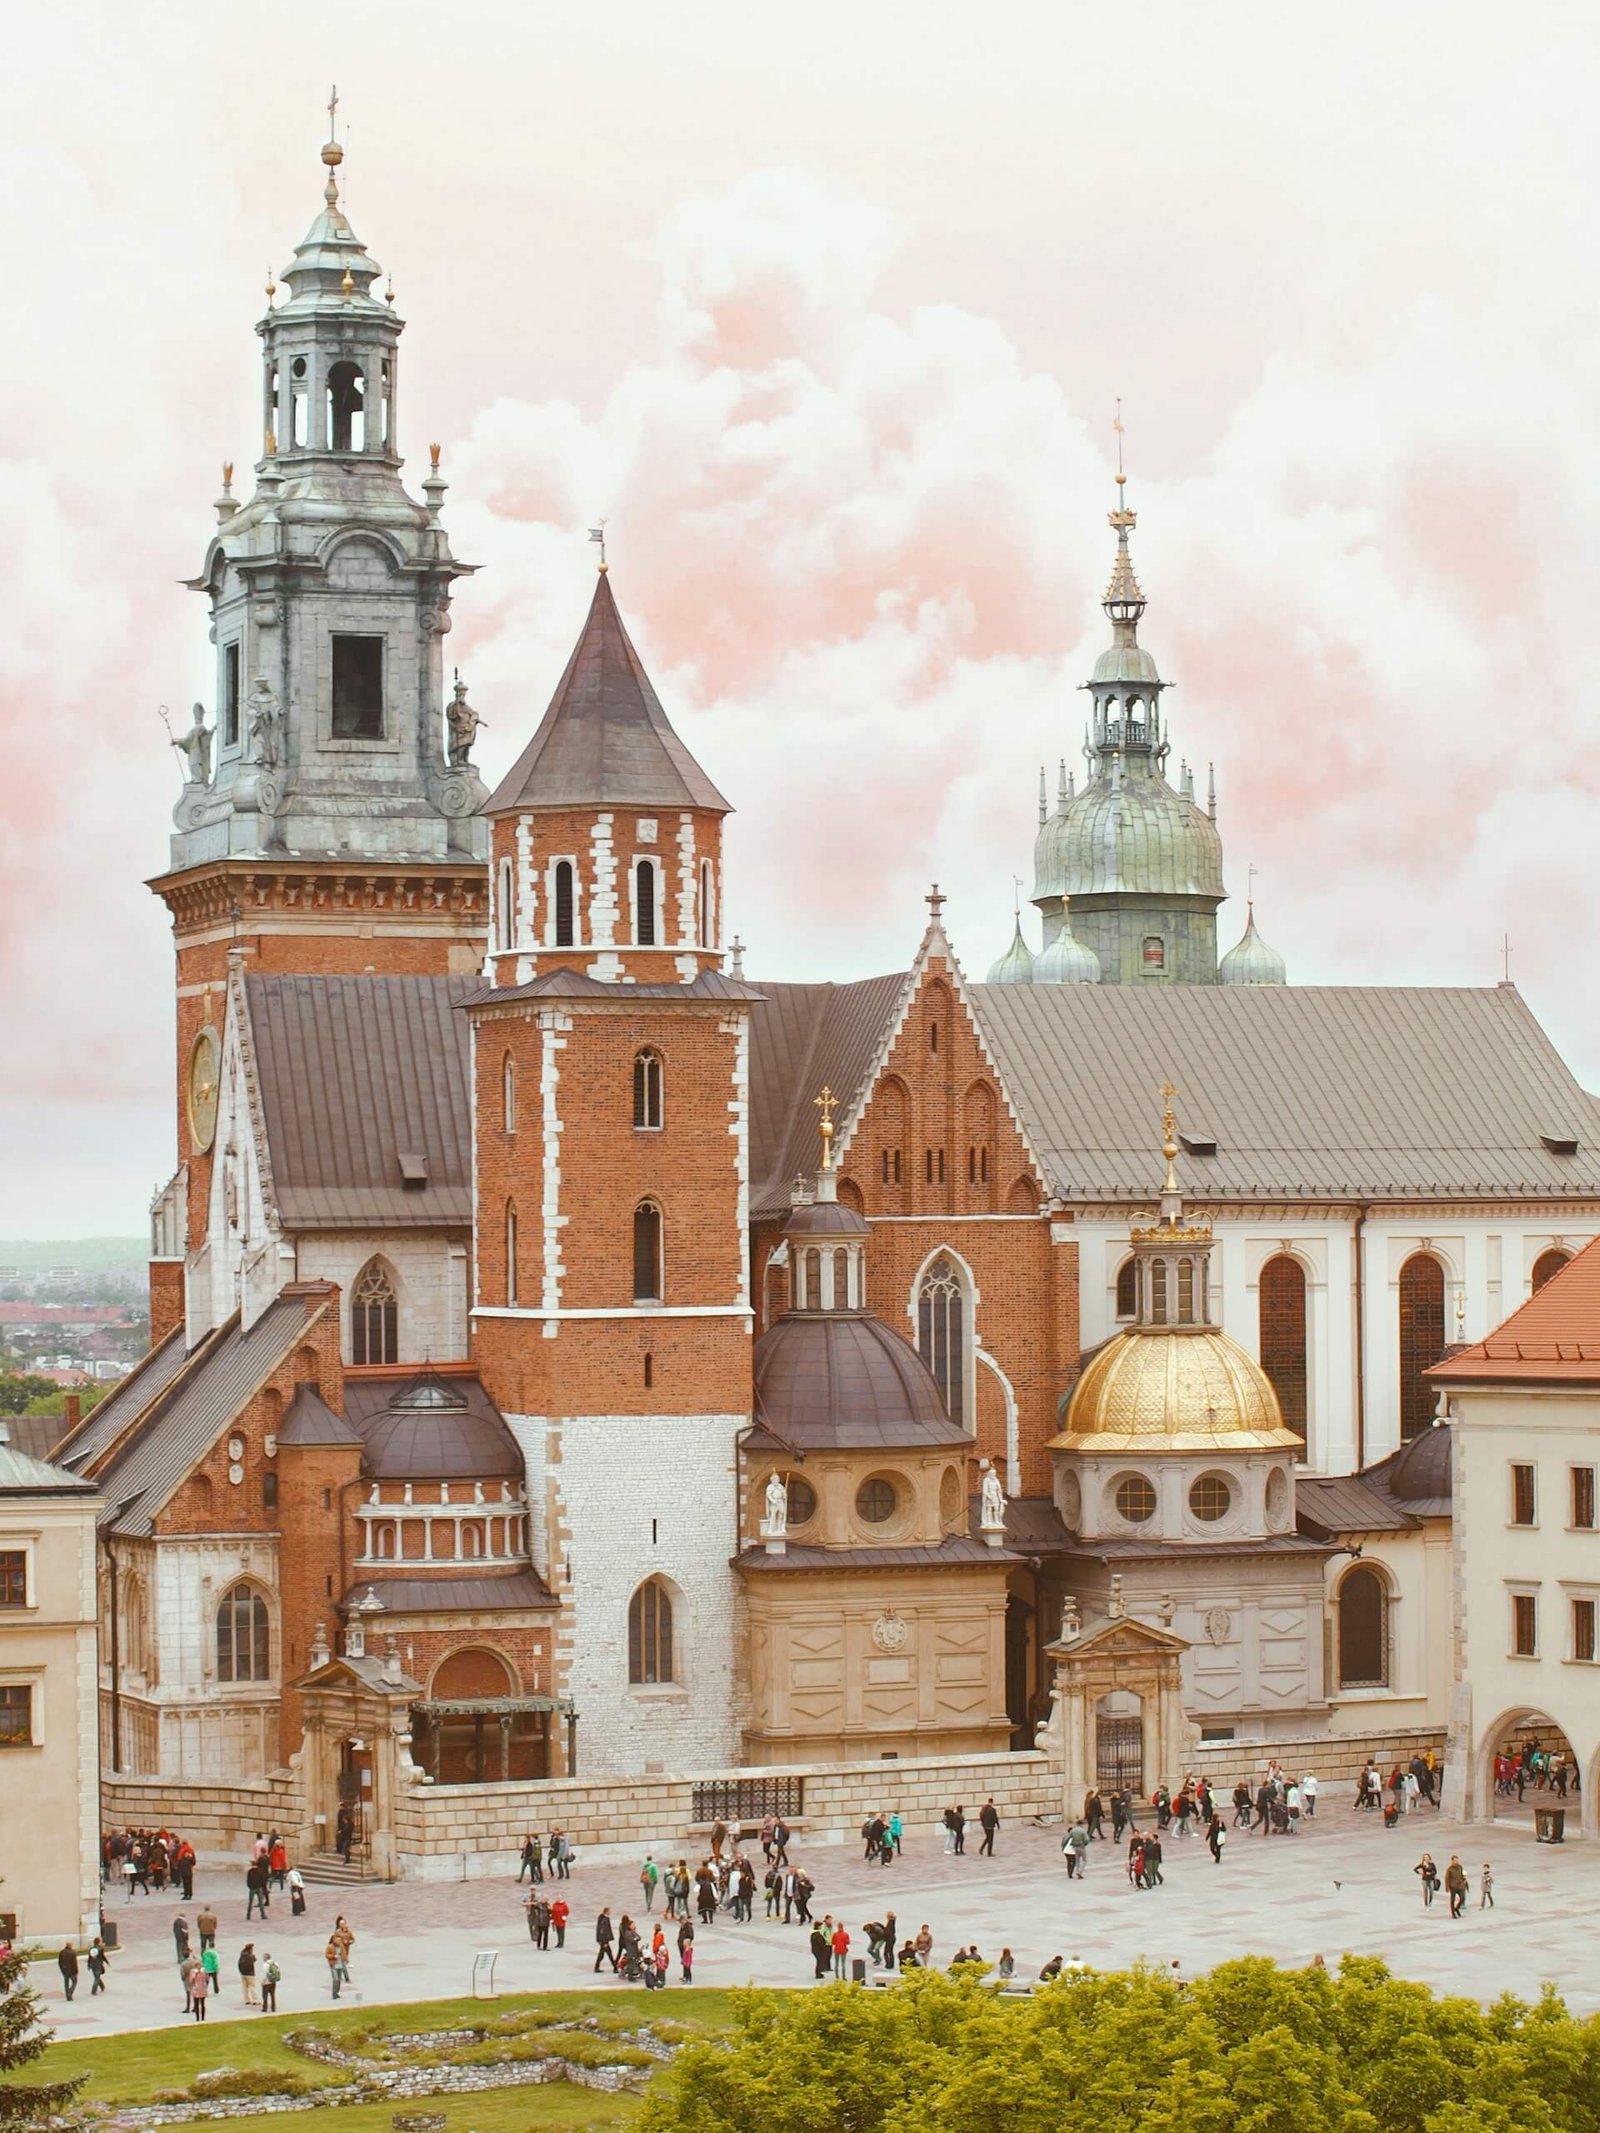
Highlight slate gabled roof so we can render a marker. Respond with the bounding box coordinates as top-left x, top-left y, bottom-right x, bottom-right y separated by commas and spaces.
247, 973, 478, 1229
486, 572, 730, 815
746, 973, 908, 1217
965, 982, 1600, 1203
